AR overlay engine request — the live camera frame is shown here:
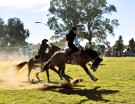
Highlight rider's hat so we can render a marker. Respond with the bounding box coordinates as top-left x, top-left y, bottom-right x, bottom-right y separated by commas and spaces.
71, 27, 78, 30
42, 39, 48, 43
